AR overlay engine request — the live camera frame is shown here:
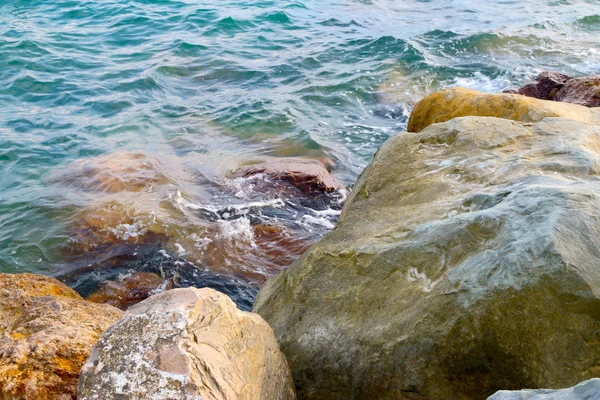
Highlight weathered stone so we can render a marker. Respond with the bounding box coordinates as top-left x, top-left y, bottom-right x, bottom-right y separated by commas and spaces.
79, 287, 296, 400
488, 379, 600, 400
86, 272, 170, 310
504, 71, 572, 100
407, 87, 600, 132
230, 157, 344, 193
0, 273, 122, 400
555, 74, 600, 107
254, 116, 600, 399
